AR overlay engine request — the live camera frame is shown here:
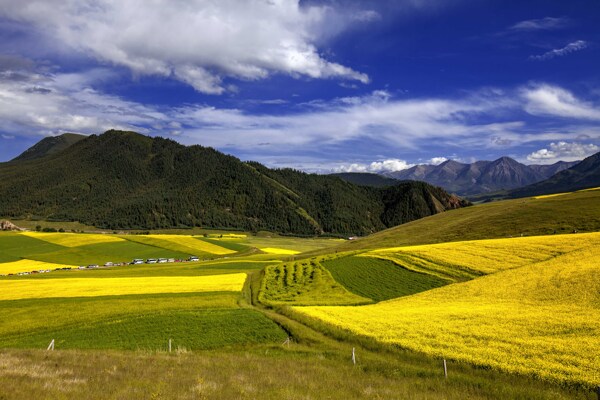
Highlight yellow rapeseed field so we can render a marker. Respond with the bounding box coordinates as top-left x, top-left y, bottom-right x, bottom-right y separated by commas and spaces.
147, 235, 236, 255
366, 232, 600, 280
20, 231, 125, 247
0, 273, 247, 300
295, 235, 600, 386
0, 259, 74, 275
259, 247, 300, 255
